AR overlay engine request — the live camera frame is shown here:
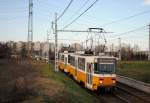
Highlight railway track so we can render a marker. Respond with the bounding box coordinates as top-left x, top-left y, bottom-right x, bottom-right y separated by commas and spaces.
97, 94, 128, 103
92, 82, 150, 103
114, 82, 150, 103
66, 75, 150, 103
78, 84, 128, 103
